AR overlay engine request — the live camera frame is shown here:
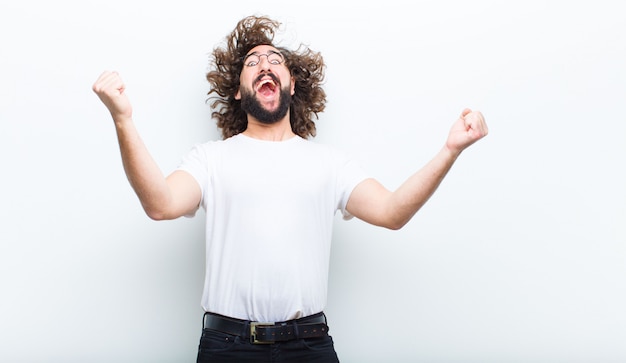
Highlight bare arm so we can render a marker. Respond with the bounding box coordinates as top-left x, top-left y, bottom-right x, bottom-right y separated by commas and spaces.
346, 108, 488, 230
92, 71, 201, 220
